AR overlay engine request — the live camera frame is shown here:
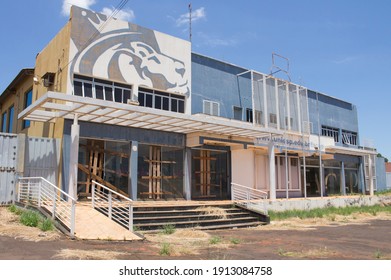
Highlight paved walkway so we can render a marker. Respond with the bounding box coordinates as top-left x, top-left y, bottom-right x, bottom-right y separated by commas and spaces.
74, 204, 142, 241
